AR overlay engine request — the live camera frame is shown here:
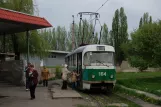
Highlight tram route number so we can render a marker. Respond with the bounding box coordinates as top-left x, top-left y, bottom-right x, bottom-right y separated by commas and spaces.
98, 72, 106, 76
